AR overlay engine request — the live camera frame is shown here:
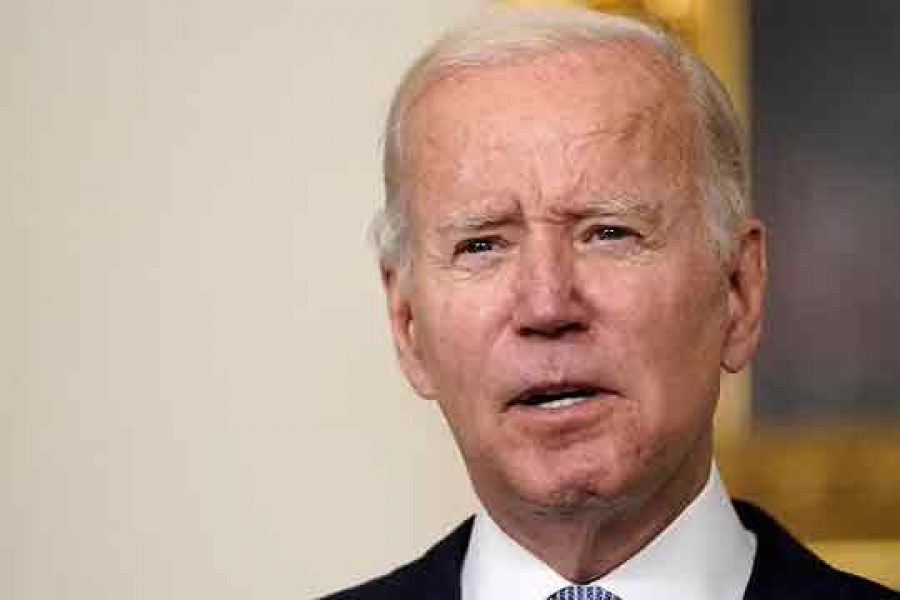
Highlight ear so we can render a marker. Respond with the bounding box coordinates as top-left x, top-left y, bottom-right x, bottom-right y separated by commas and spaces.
381, 264, 438, 399
721, 219, 767, 373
